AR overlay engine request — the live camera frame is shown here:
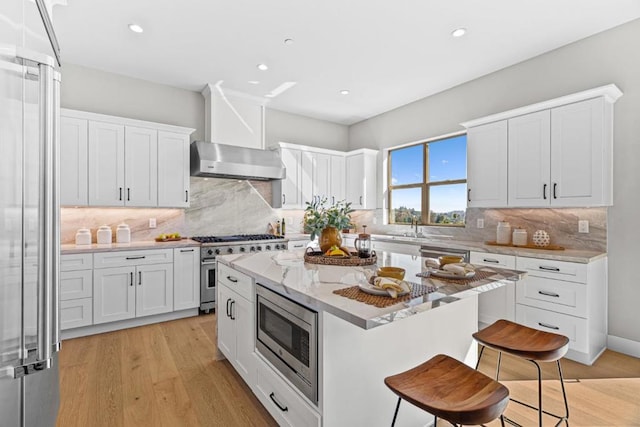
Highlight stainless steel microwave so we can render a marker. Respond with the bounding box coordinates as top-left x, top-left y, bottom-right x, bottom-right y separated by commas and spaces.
256, 284, 318, 403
